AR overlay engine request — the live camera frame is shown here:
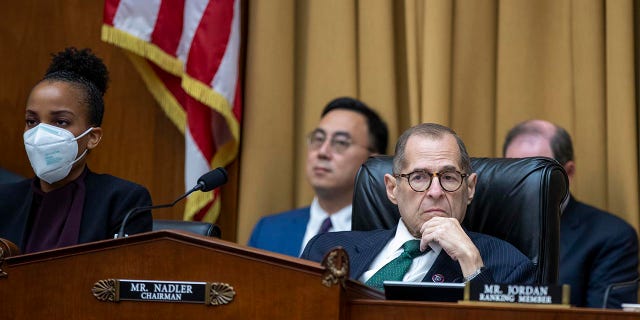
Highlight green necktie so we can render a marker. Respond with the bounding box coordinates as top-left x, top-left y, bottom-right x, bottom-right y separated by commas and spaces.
365, 239, 429, 290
